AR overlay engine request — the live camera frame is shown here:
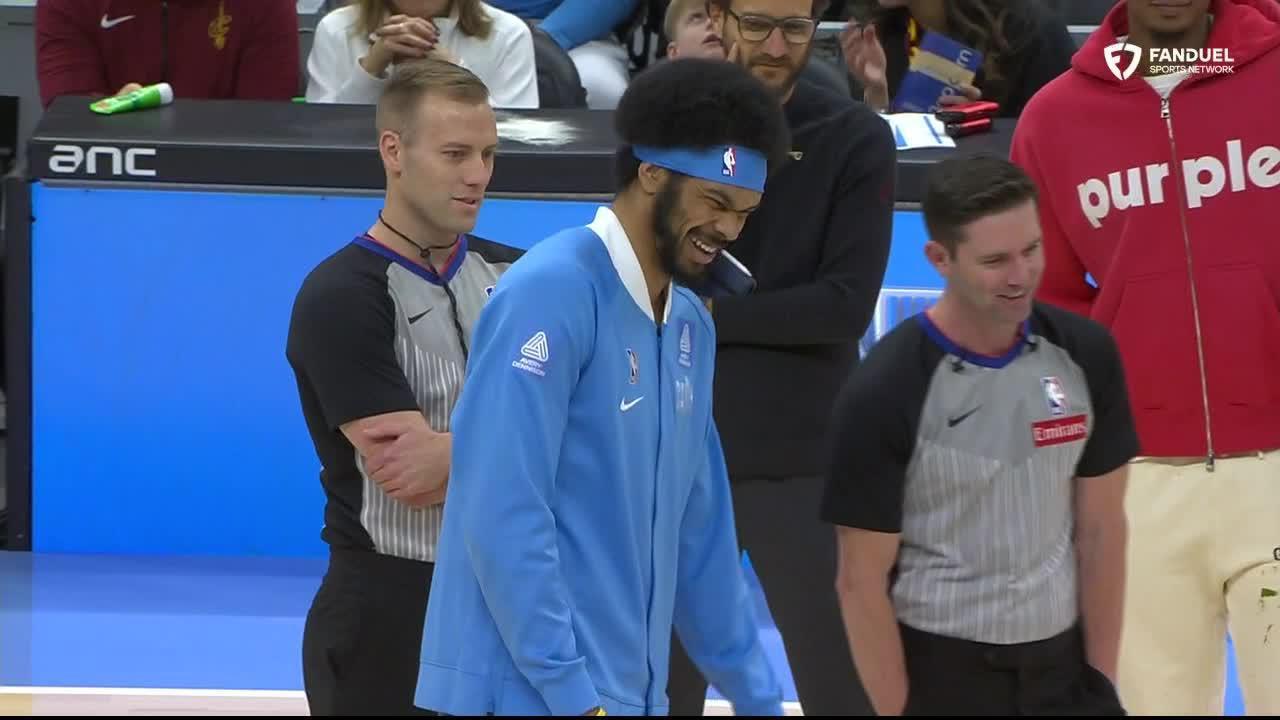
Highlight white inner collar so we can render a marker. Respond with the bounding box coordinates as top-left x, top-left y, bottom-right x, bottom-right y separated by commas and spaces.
587, 206, 673, 325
